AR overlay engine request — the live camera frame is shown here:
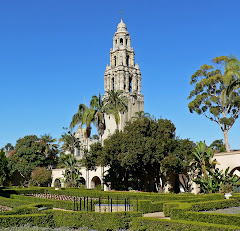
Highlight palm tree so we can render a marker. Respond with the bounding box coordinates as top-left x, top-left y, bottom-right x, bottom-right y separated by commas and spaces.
61, 153, 81, 187
103, 90, 128, 130
132, 111, 151, 120
58, 130, 81, 155
69, 104, 88, 131
90, 93, 106, 145
4, 143, 14, 151
40, 134, 58, 158
192, 141, 219, 179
